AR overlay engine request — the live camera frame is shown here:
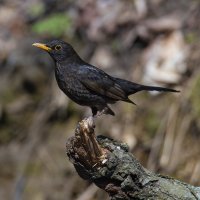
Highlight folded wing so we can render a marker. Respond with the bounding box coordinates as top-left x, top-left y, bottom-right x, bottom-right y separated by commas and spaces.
77, 66, 128, 101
